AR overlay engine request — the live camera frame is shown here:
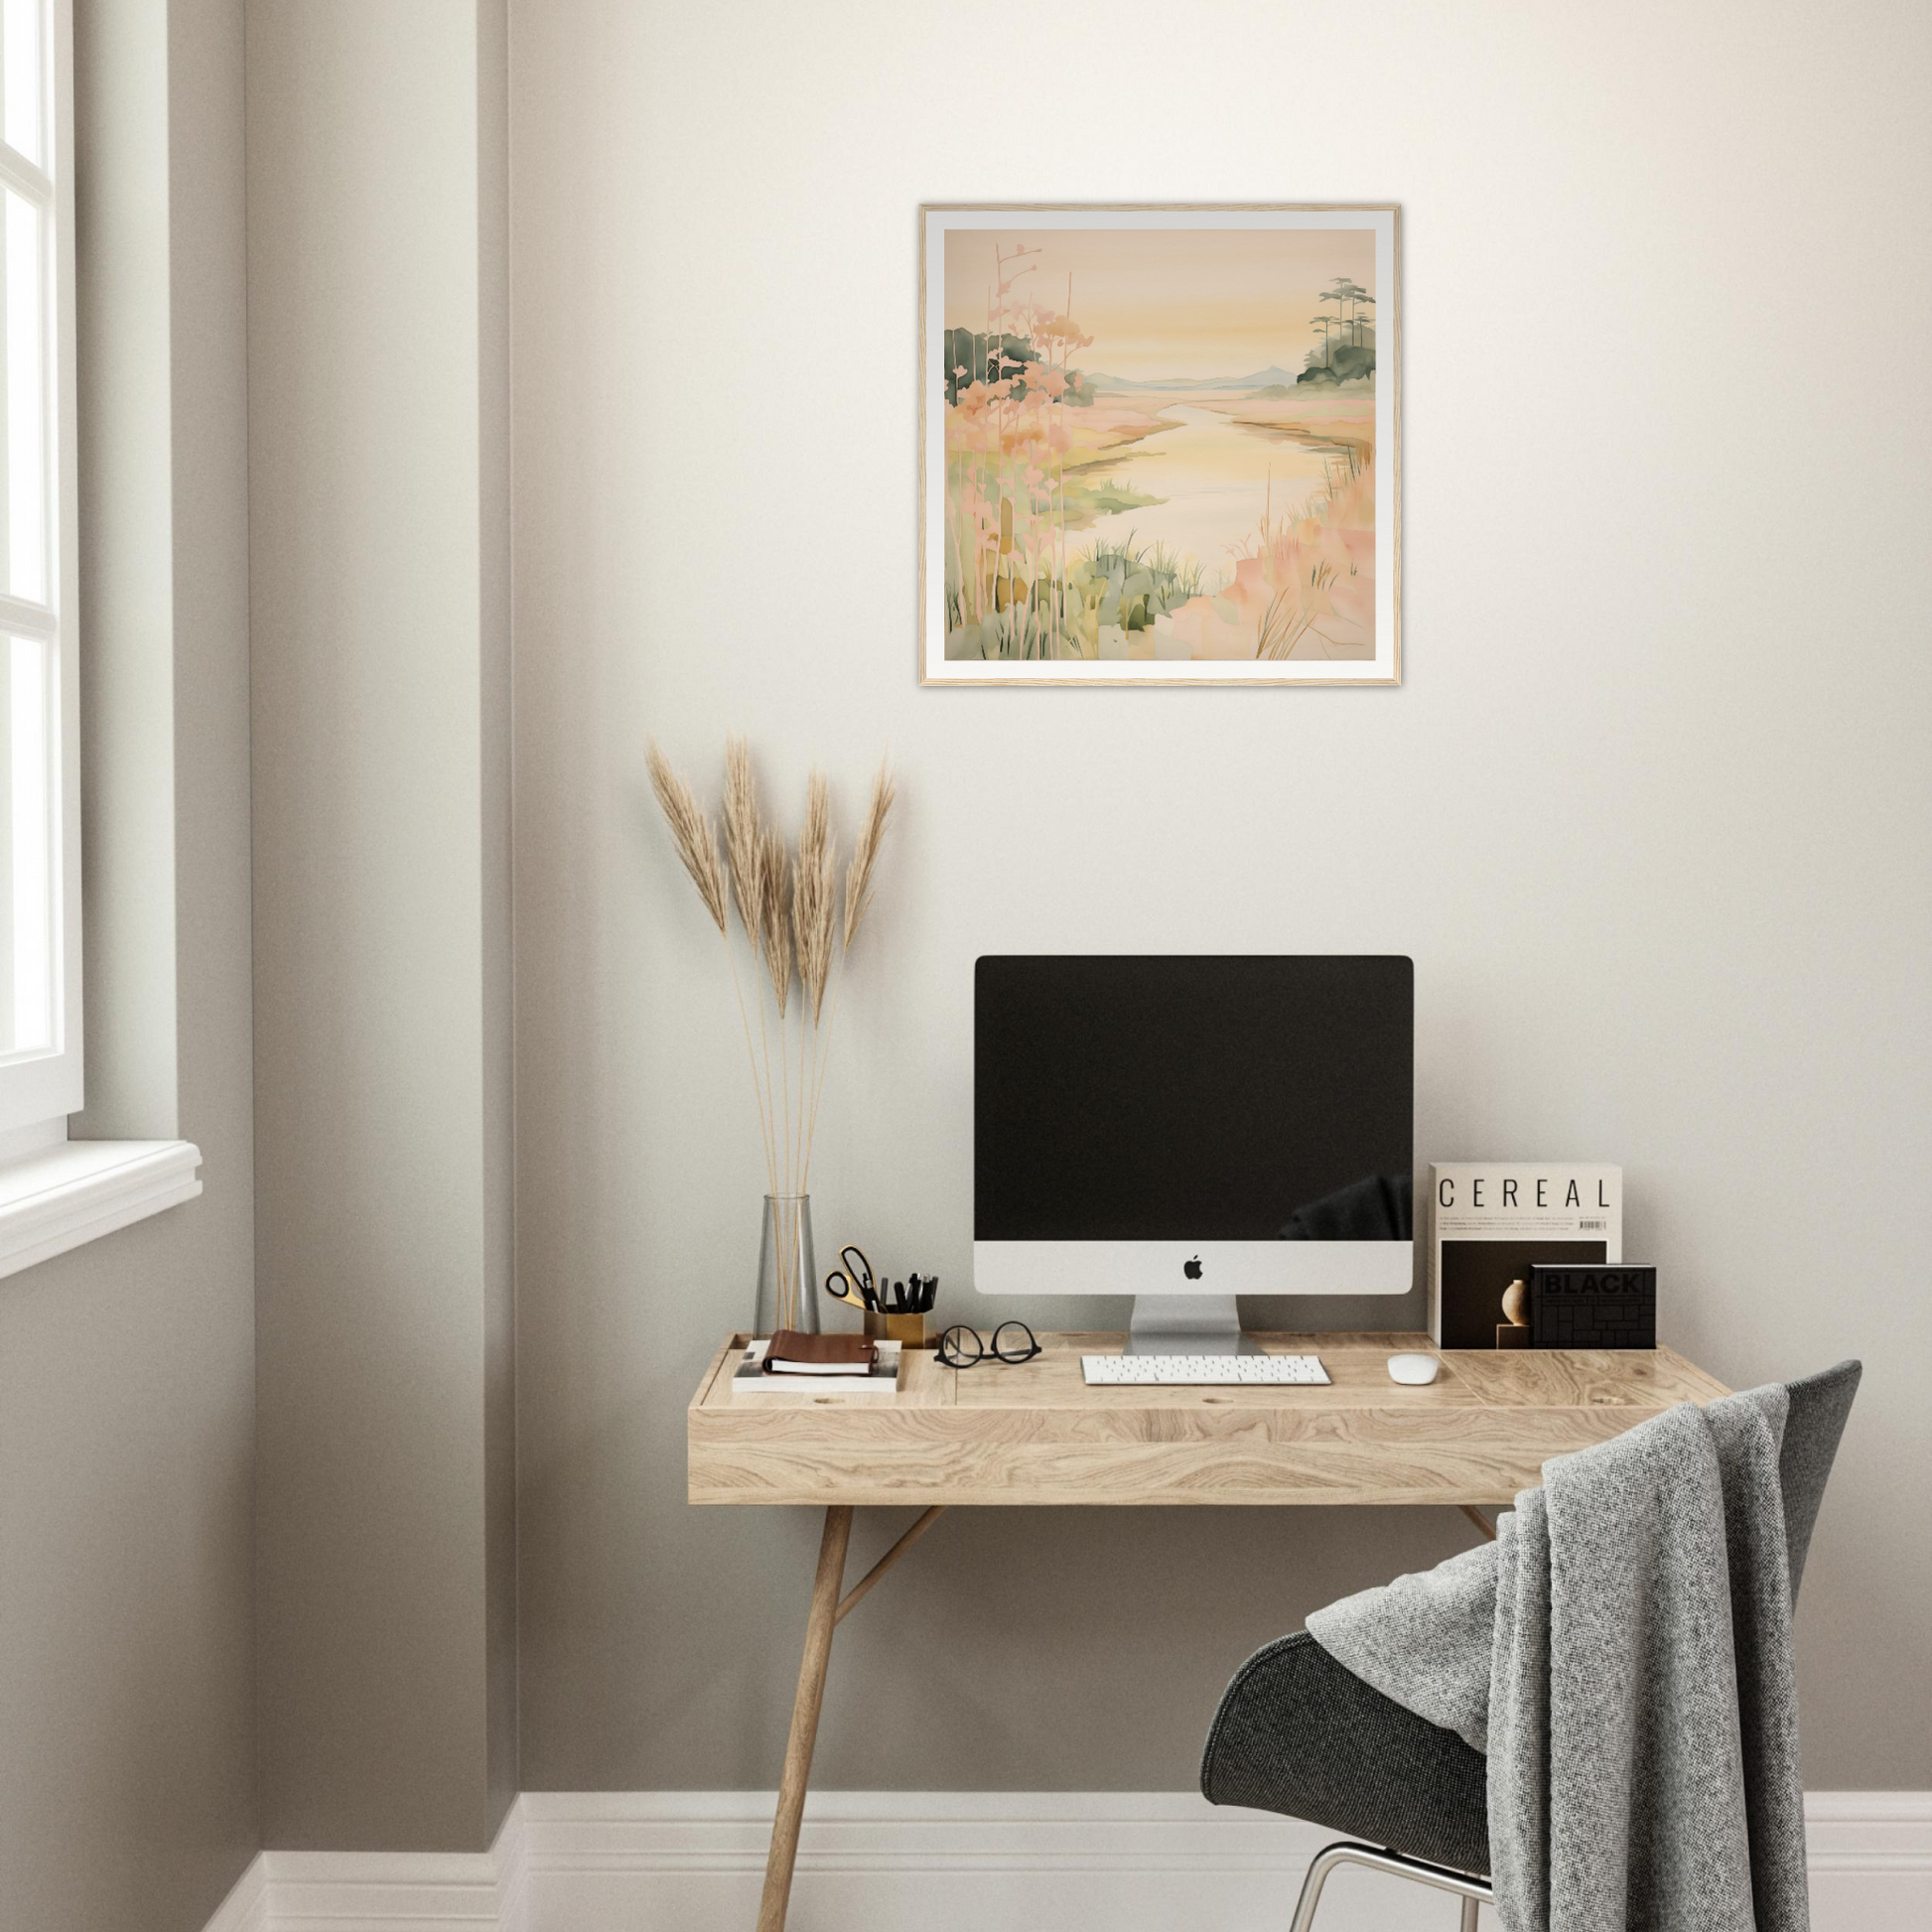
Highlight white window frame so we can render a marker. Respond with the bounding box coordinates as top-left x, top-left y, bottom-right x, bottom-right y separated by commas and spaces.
0, 0, 79, 1141
0, 0, 200, 1278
